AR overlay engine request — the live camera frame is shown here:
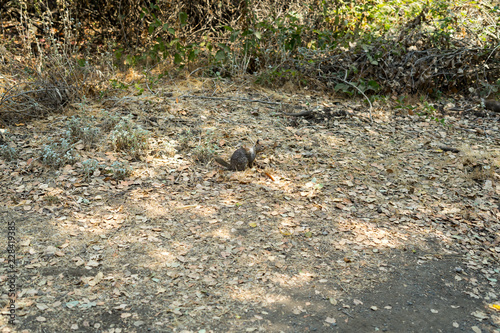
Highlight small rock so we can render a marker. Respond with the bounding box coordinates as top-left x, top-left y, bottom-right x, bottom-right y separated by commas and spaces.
353, 299, 363, 305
